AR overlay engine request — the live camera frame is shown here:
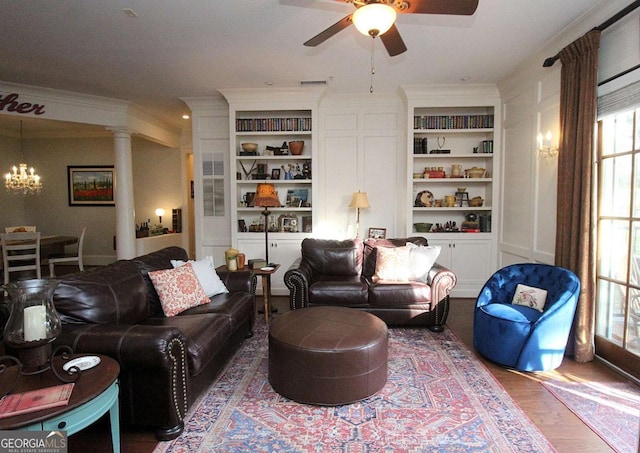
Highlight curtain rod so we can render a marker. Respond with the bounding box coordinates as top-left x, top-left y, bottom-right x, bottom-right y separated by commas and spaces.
543, 0, 640, 67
